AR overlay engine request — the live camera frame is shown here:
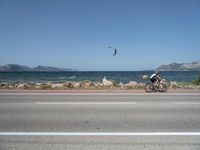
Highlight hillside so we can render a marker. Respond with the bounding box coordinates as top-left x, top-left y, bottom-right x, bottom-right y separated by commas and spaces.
157, 61, 200, 71
0, 64, 76, 72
